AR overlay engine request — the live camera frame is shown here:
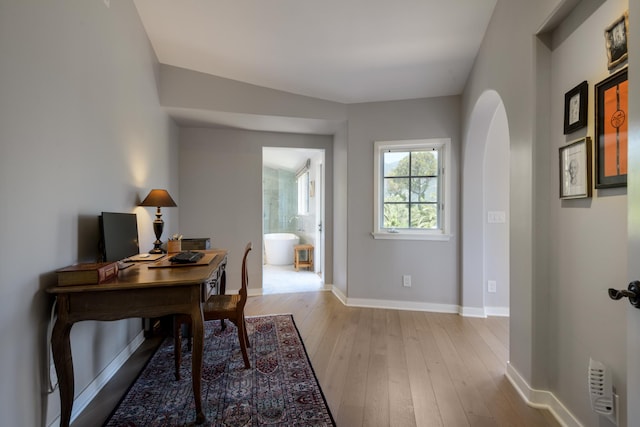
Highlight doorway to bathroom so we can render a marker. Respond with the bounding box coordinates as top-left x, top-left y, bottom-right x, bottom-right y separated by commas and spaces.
262, 147, 325, 294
